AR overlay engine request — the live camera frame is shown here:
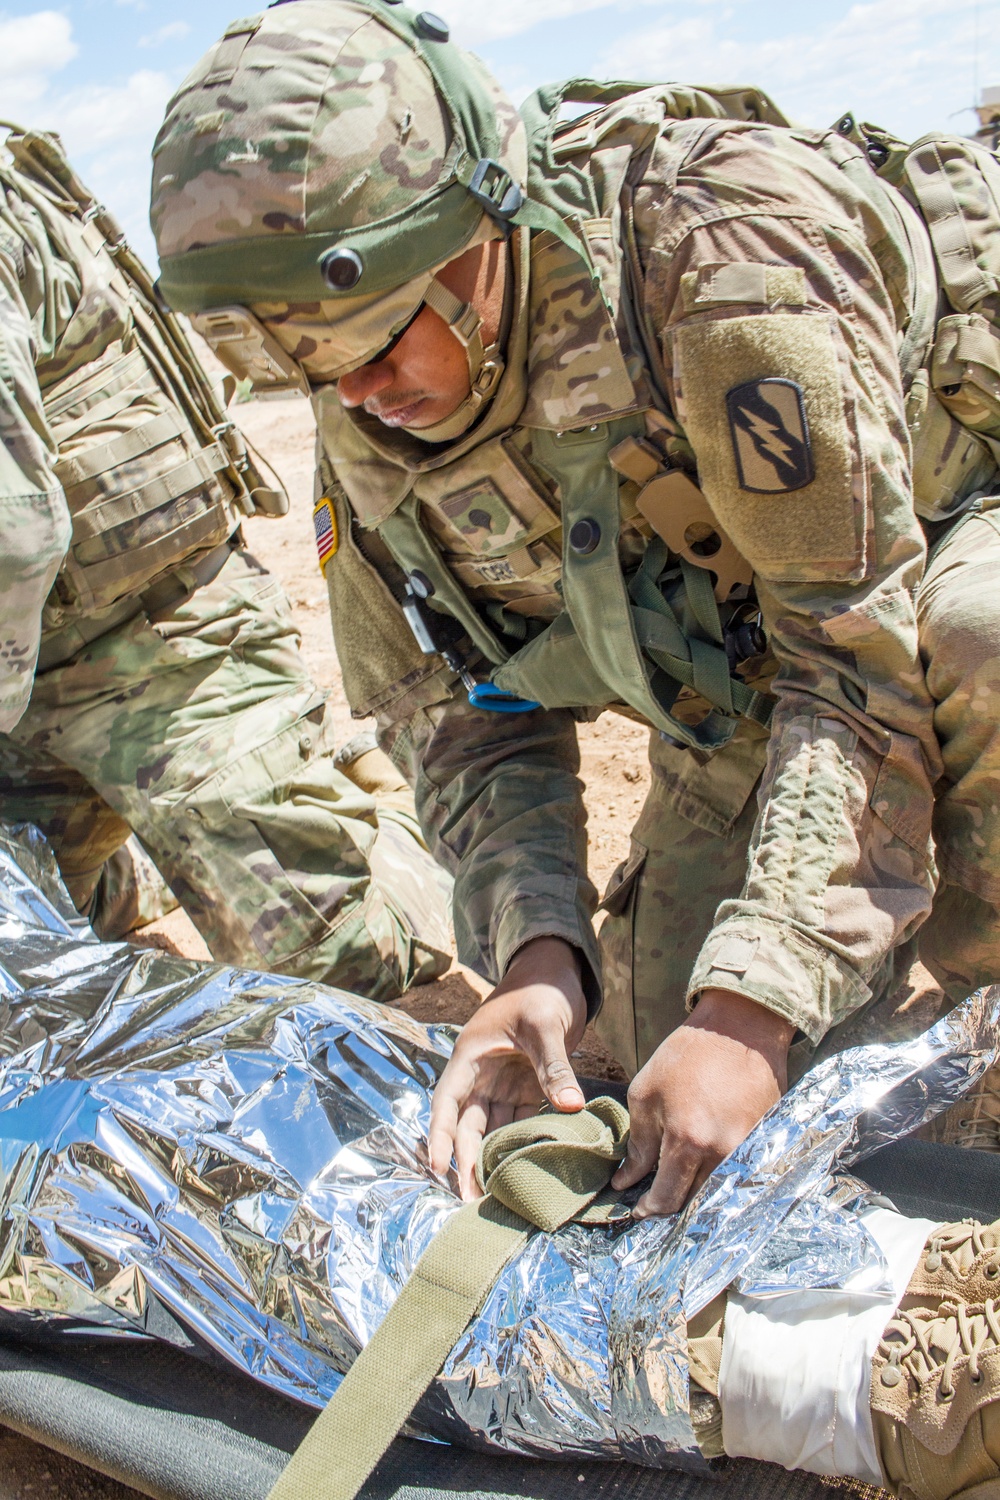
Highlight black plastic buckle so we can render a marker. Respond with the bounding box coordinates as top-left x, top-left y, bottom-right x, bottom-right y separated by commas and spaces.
468, 158, 524, 221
